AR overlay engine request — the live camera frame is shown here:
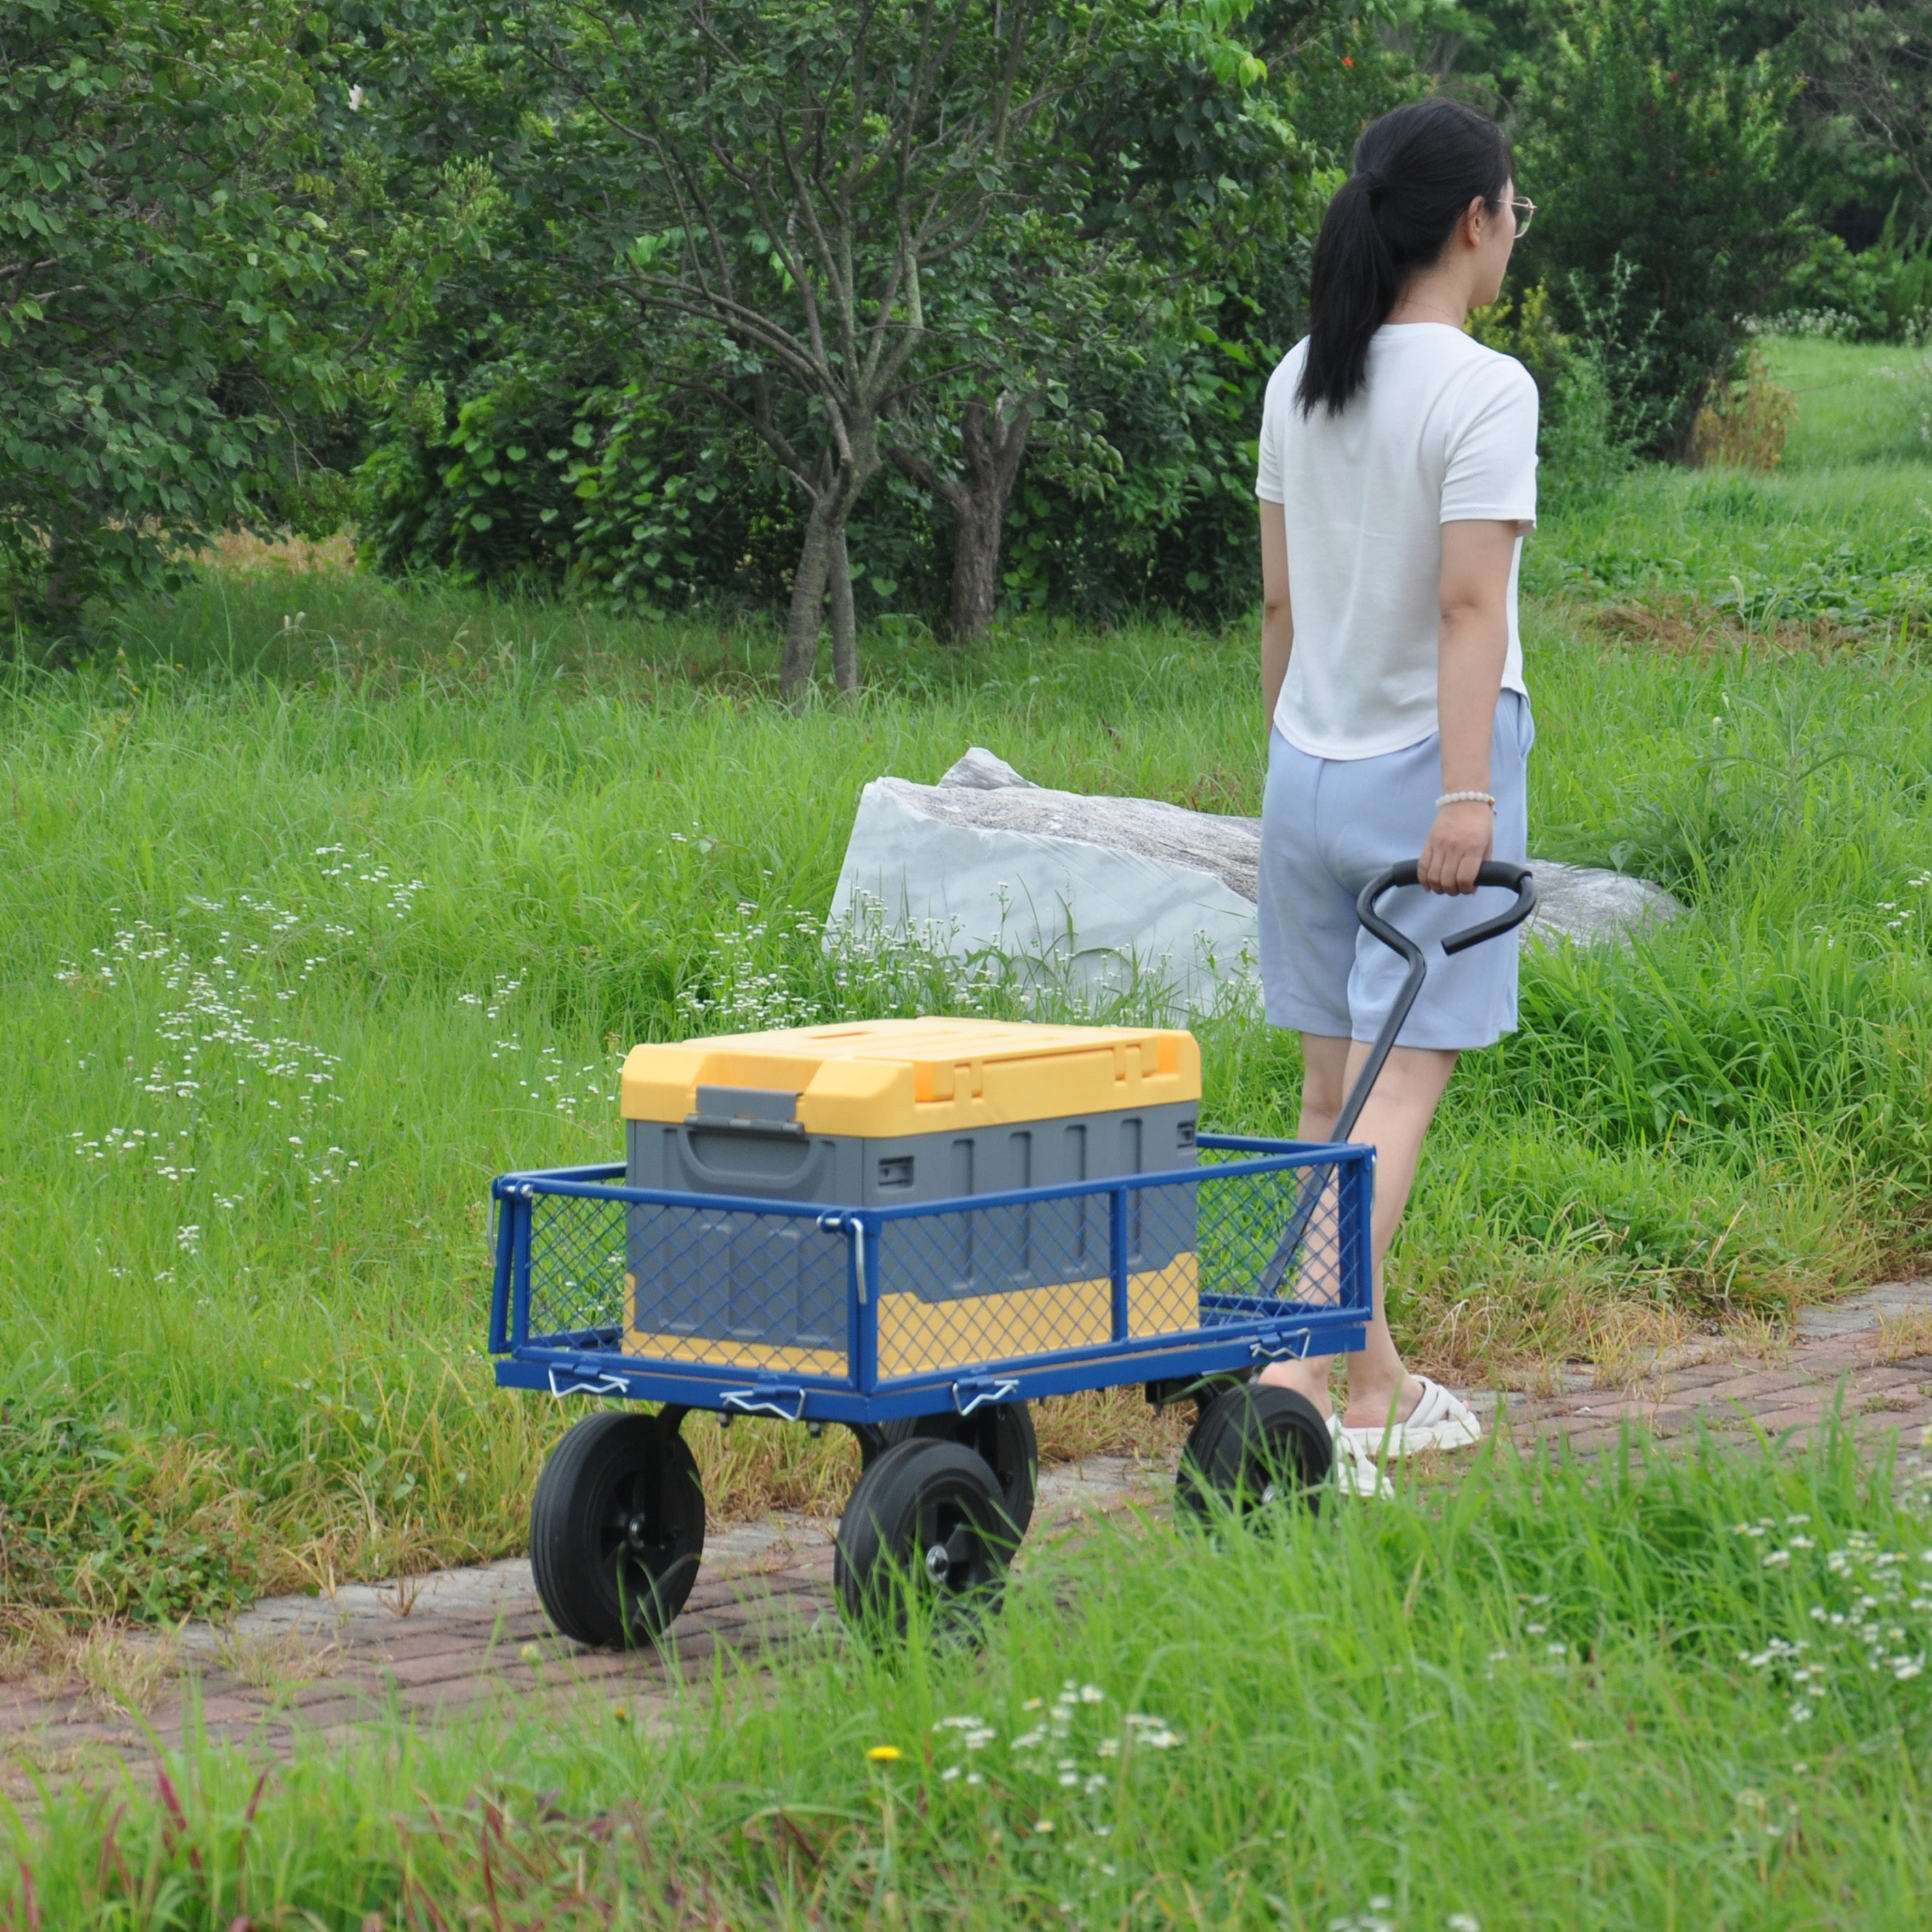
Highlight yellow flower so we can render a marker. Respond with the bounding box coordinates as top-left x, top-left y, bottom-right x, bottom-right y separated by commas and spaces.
867, 1745, 903, 1762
